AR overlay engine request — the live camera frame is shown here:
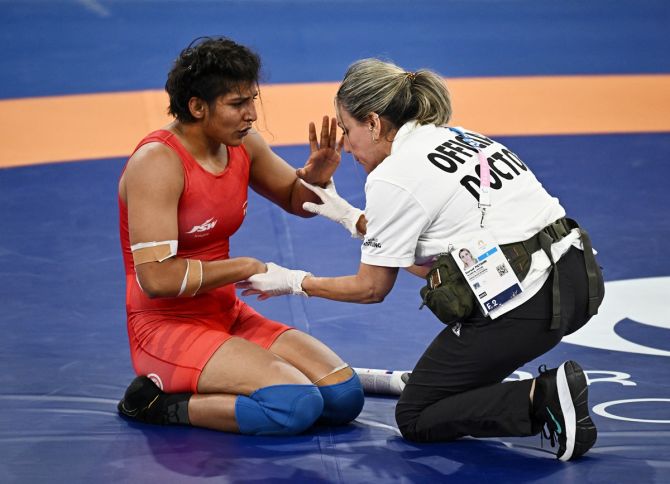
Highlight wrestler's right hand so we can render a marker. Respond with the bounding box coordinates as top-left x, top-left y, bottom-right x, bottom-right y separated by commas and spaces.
236, 262, 312, 300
